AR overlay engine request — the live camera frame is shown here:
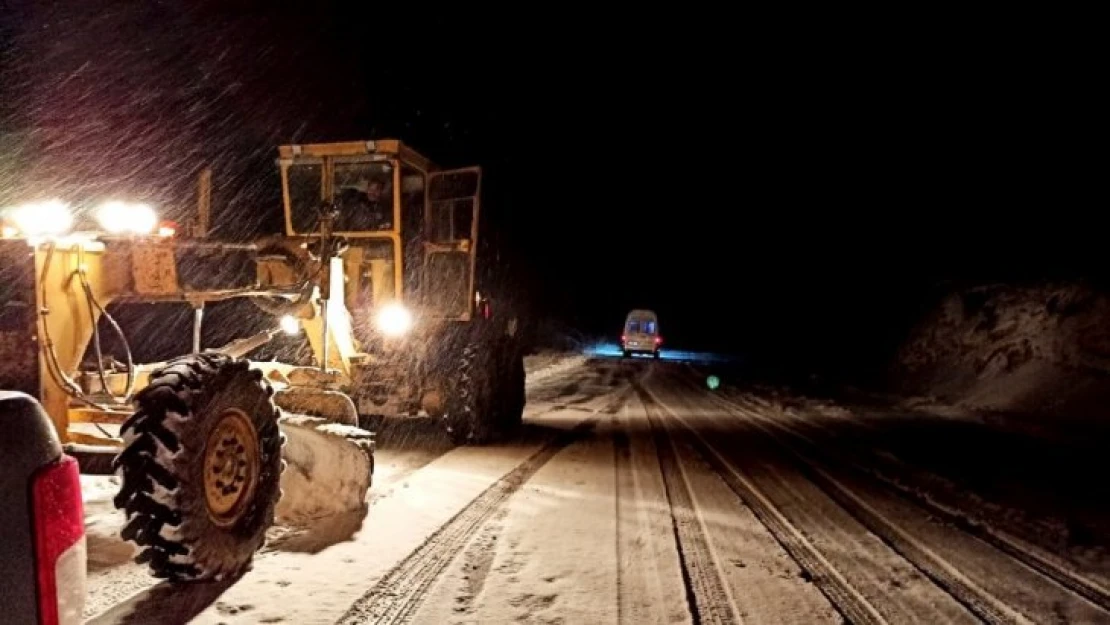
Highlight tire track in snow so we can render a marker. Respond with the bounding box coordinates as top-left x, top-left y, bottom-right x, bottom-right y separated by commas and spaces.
614, 424, 630, 624
366, 403, 584, 508
707, 394, 1029, 623
637, 389, 740, 625
614, 405, 693, 625
800, 462, 1031, 624
636, 381, 888, 625
700, 384, 1110, 618
82, 357, 605, 622
336, 387, 633, 625
679, 380, 1027, 623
